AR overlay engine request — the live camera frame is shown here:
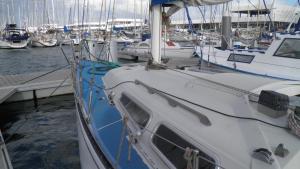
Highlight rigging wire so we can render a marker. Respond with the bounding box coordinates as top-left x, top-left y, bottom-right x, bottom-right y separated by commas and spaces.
247, 0, 258, 9
262, 0, 275, 33
197, 6, 206, 23
184, 3, 194, 33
